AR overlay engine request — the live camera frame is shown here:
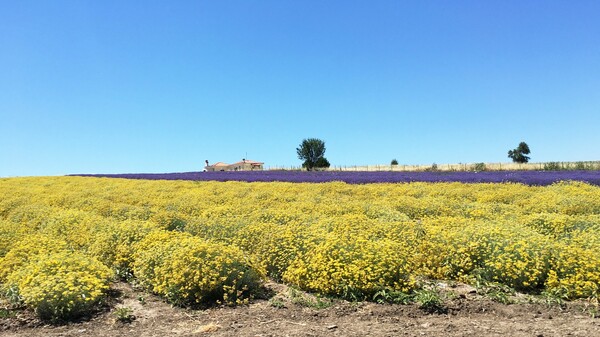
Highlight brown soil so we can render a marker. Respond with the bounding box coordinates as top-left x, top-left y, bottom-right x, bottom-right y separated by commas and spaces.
1, 281, 599, 337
